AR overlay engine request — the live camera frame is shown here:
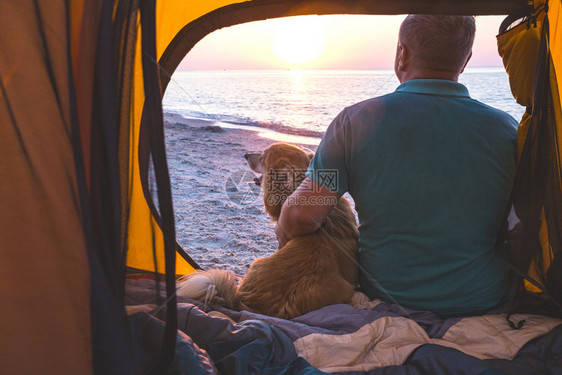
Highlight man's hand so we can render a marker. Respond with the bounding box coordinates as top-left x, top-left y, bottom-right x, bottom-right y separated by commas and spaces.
275, 177, 341, 248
